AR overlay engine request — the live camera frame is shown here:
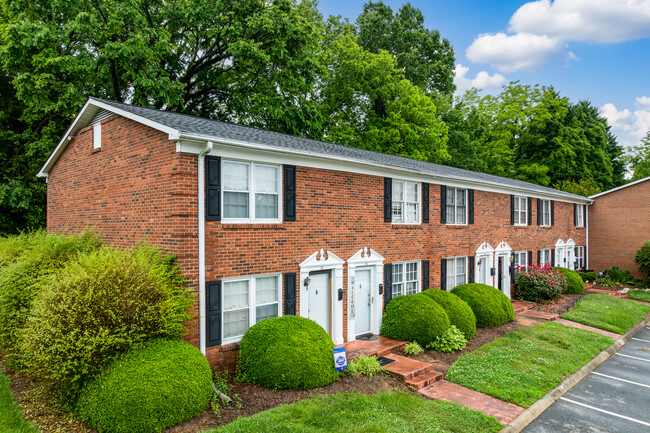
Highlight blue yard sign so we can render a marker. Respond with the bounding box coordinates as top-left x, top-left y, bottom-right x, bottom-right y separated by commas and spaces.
333, 346, 347, 371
